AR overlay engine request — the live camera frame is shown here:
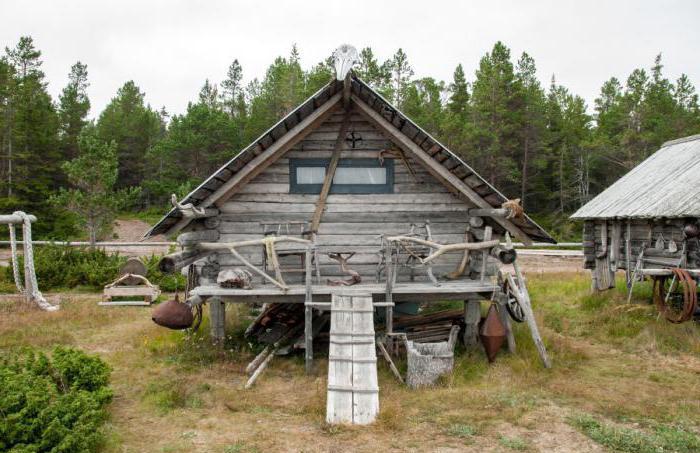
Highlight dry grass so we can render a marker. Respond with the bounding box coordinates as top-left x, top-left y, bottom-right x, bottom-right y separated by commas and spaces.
1, 272, 699, 452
